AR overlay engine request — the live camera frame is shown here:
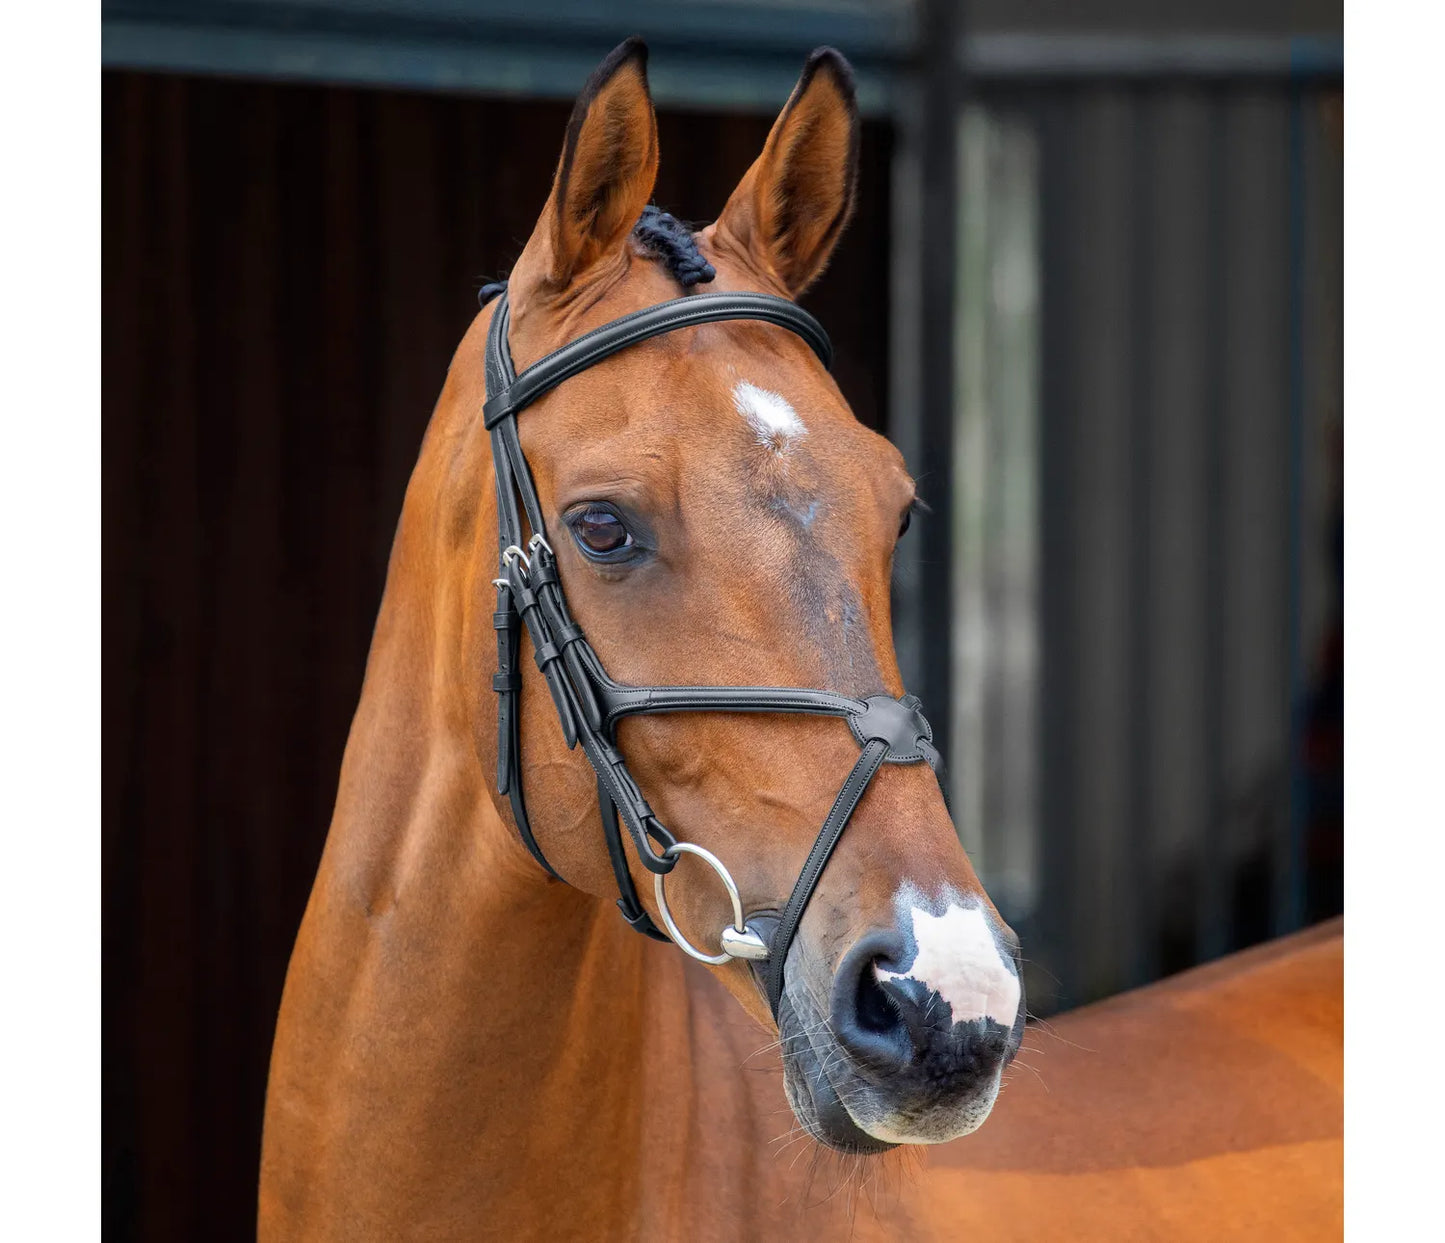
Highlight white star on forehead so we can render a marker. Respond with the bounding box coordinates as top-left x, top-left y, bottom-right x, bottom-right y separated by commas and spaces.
875, 904, 1020, 1027
732, 379, 806, 451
